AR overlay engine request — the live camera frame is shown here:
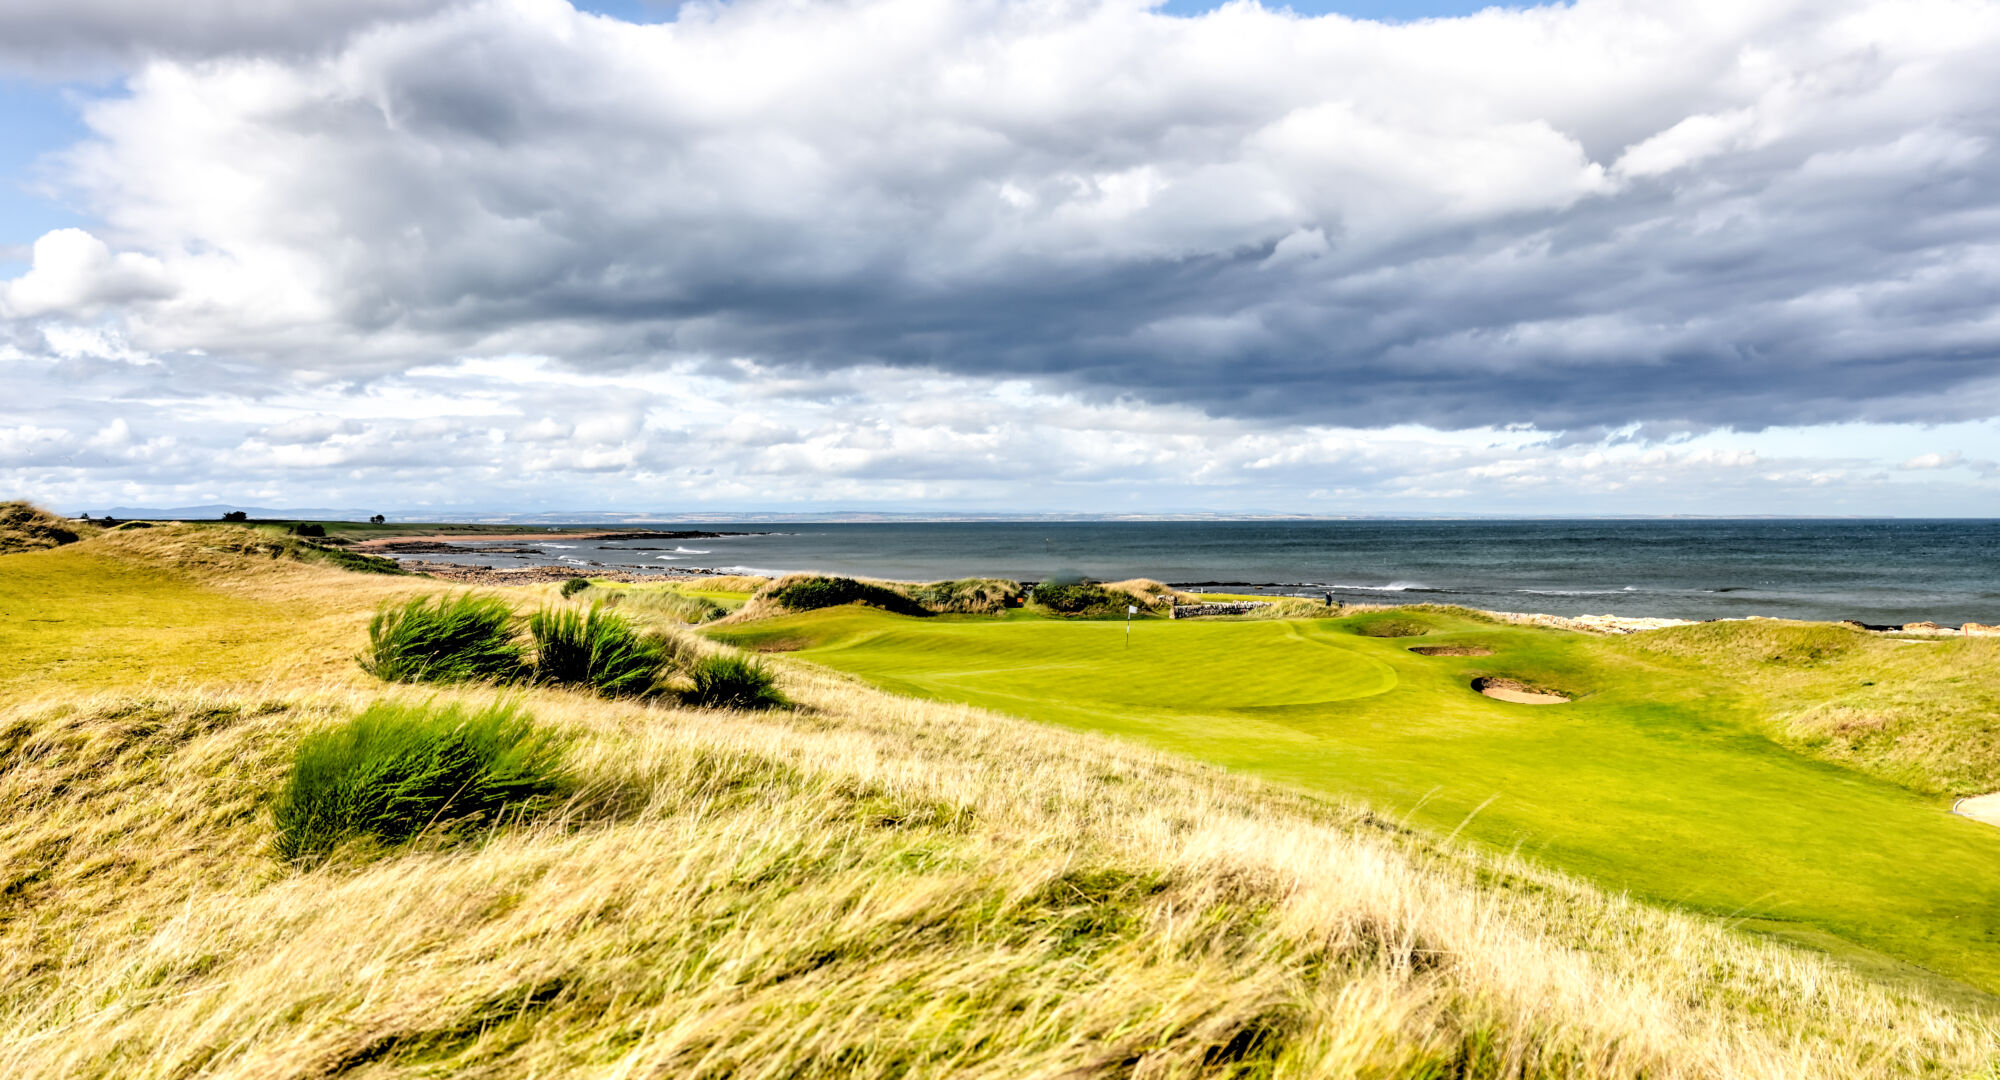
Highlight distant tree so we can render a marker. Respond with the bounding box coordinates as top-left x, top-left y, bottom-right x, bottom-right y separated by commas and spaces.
221, 511, 248, 522
370, 514, 386, 524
